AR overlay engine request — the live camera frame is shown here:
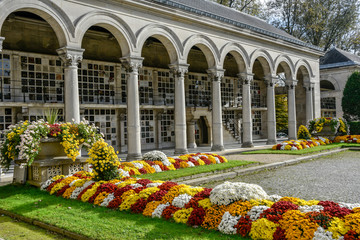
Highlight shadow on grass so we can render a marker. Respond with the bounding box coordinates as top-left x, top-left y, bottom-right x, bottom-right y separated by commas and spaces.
0, 184, 247, 240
